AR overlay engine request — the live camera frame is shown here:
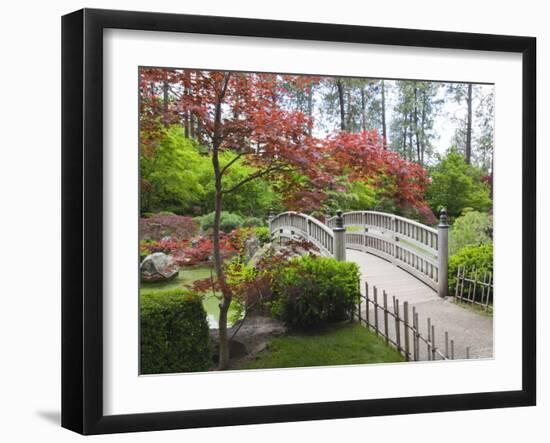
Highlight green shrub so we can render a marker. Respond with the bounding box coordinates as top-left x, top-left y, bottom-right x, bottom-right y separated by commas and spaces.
140, 289, 211, 374
448, 243, 493, 296
253, 226, 271, 245
196, 211, 244, 233
449, 210, 492, 255
270, 256, 360, 328
242, 216, 265, 228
